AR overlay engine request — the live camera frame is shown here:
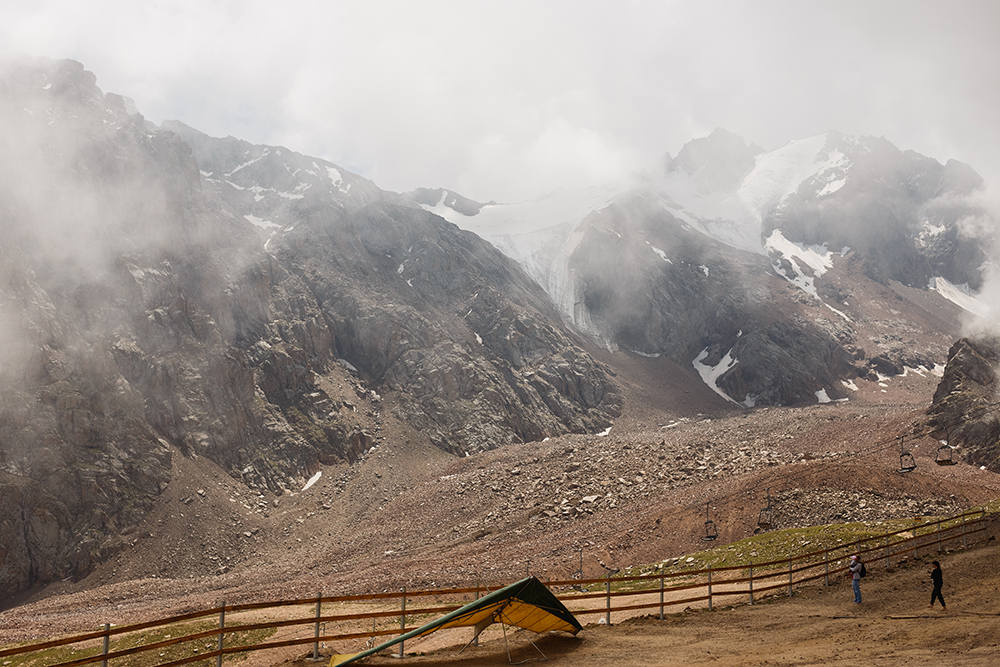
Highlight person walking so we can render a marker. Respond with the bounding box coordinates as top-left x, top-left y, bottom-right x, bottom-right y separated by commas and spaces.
848, 555, 863, 604
929, 561, 946, 610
